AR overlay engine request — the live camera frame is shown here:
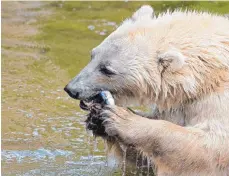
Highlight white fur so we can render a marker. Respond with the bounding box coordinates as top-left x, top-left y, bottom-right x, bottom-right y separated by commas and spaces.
96, 7, 229, 176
